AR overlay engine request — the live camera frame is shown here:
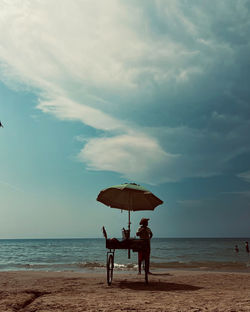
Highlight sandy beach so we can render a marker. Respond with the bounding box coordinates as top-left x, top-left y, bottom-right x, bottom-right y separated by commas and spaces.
0, 270, 249, 312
